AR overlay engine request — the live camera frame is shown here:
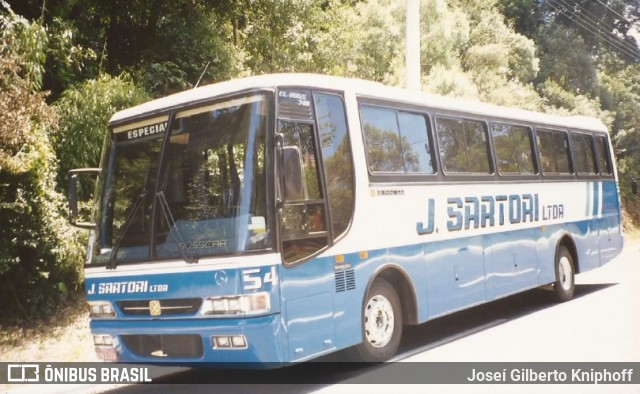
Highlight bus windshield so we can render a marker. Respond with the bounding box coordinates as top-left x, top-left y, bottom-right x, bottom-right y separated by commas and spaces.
91, 93, 273, 266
